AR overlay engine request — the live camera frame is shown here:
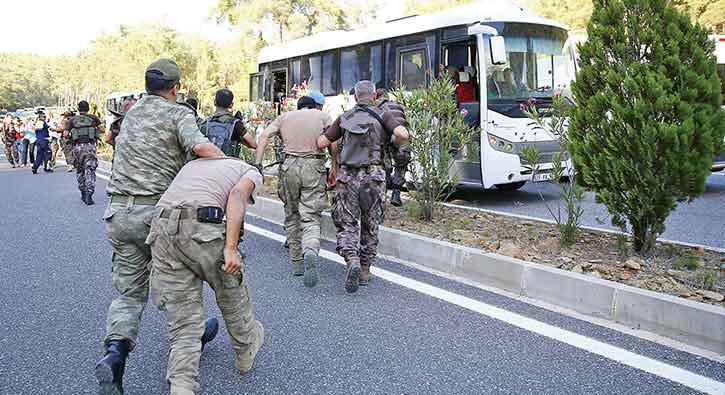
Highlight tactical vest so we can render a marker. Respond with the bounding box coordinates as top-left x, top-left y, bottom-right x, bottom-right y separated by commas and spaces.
338, 104, 388, 168
70, 114, 99, 143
